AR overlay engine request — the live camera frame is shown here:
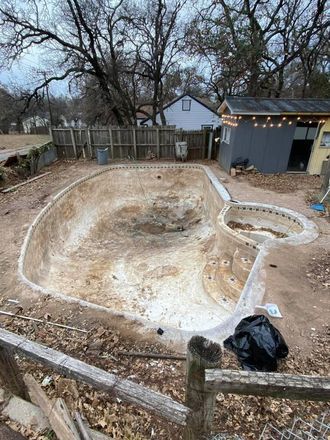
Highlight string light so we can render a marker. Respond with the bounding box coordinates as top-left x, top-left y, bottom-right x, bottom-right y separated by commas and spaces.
223, 113, 326, 128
